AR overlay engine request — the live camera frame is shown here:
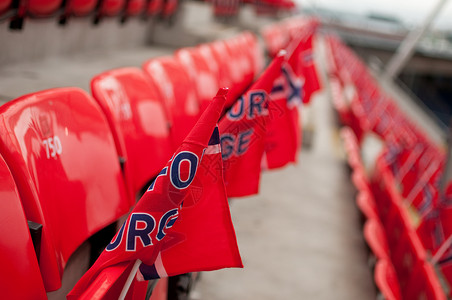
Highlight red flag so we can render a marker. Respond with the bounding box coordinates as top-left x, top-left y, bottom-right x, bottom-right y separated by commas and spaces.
288, 32, 321, 104
264, 61, 302, 169
68, 88, 241, 299
137, 124, 243, 279
220, 53, 285, 197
